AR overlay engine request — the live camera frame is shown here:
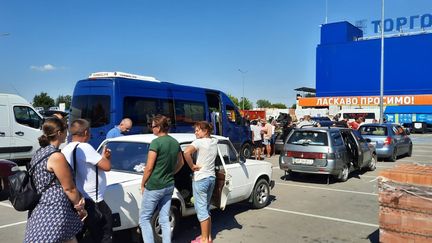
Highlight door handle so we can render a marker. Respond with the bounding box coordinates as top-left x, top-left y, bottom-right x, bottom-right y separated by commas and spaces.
15, 131, 24, 136
0, 132, 5, 137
